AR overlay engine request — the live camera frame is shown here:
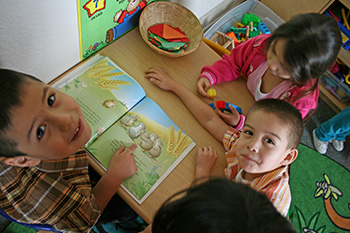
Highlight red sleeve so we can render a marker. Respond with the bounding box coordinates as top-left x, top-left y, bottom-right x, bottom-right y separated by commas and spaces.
117, 11, 128, 24
139, 0, 147, 8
